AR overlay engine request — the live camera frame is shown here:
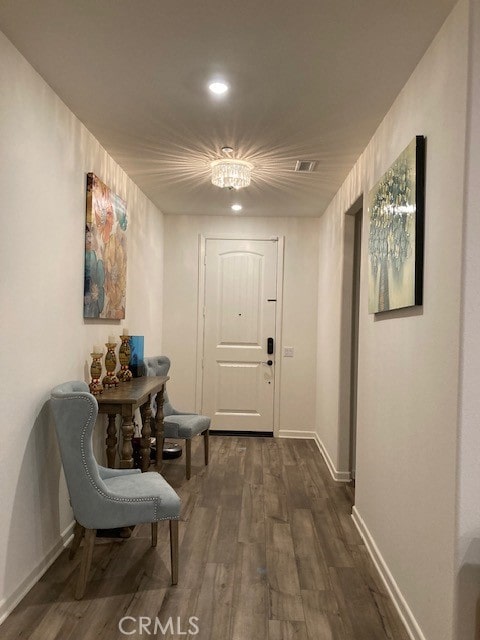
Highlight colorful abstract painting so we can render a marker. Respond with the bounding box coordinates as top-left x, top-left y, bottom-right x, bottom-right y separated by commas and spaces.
84, 173, 128, 319
367, 136, 425, 313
